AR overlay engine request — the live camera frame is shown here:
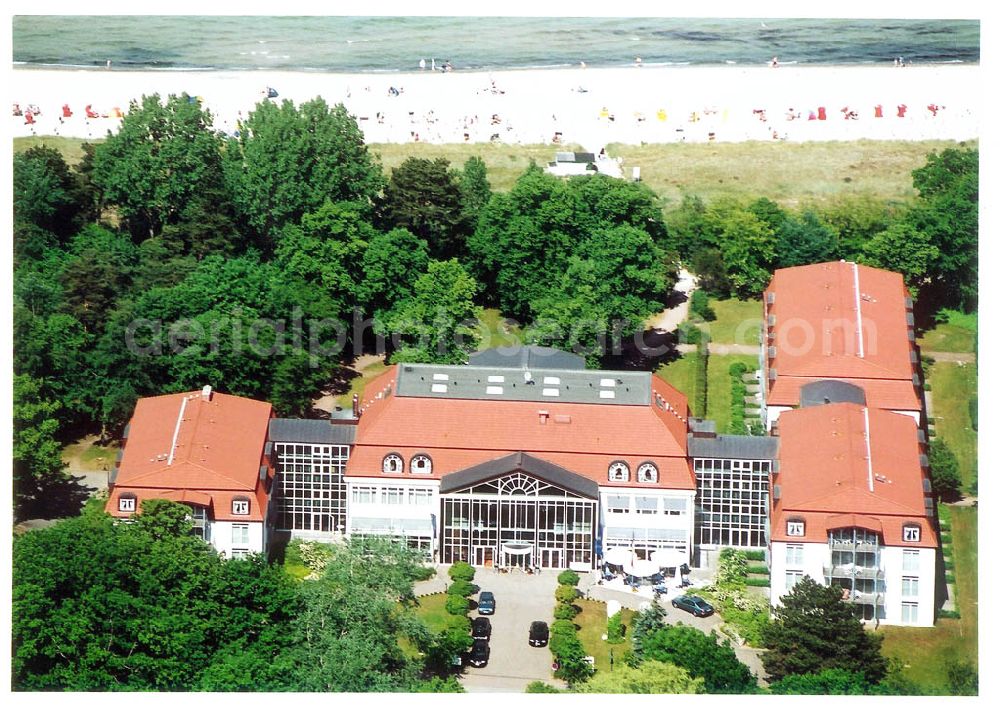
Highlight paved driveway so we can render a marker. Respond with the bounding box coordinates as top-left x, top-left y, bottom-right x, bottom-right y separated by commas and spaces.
459, 568, 564, 692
